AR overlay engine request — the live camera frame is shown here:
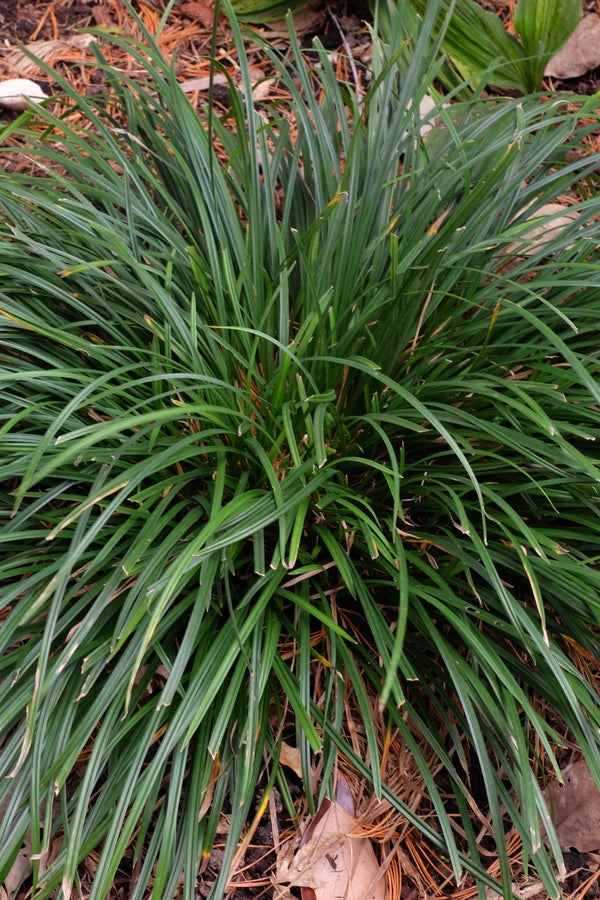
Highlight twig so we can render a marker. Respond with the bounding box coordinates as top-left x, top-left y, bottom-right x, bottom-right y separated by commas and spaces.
327, 7, 362, 110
